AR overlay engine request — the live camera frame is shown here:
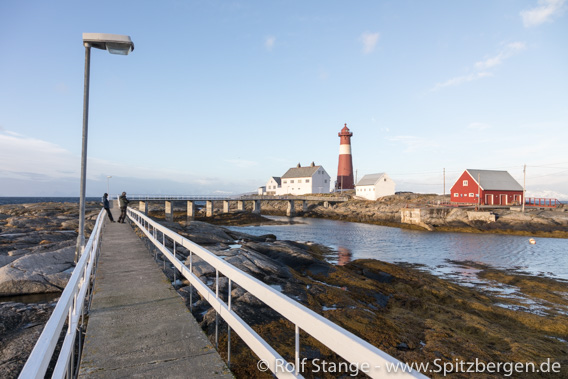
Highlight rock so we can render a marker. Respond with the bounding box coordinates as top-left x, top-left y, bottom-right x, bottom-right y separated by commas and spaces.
0, 246, 75, 295
179, 221, 235, 244
0, 301, 55, 379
